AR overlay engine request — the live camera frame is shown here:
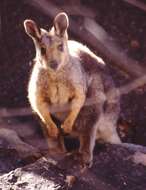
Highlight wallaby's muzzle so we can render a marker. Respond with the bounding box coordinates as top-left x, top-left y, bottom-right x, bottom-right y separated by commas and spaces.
49, 60, 58, 70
